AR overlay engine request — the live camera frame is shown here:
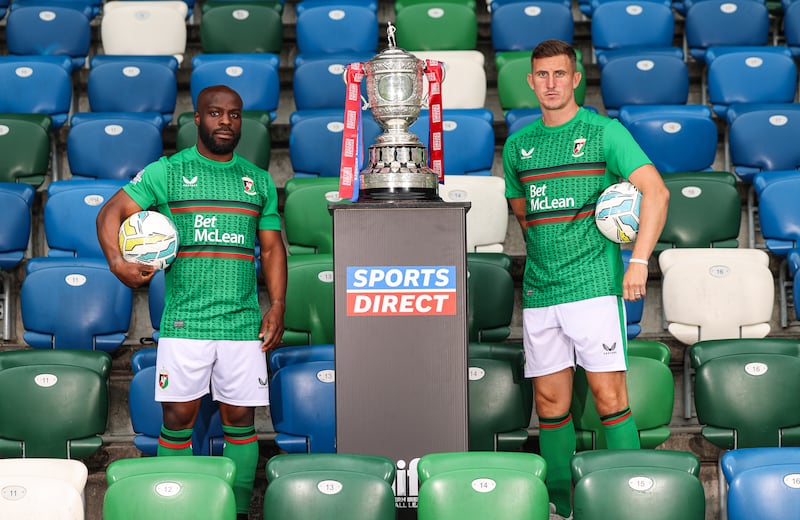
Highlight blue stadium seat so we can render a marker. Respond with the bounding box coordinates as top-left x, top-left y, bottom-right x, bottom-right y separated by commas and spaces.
721, 447, 800, 519
785, 1, 800, 60
289, 108, 382, 178
0, 183, 36, 340
0, 55, 72, 128
618, 104, 718, 173
40, 180, 127, 258
684, 0, 770, 63
21, 258, 133, 351
190, 53, 280, 121
706, 46, 797, 121
753, 171, 800, 326
67, 113, 164, 181
600, 53, 689, 119
269, 356, 337, 453
728, 463, 800, 520
591, 1, 681, 68
409, 108, 495, 176
490, 1, 574, 54
728, 103, 800, 184
292, 53, 372, 111
295, 3, 378, 56
621, 250, 644, 339
87, 56, 179, 128
5, 4, 91, 71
